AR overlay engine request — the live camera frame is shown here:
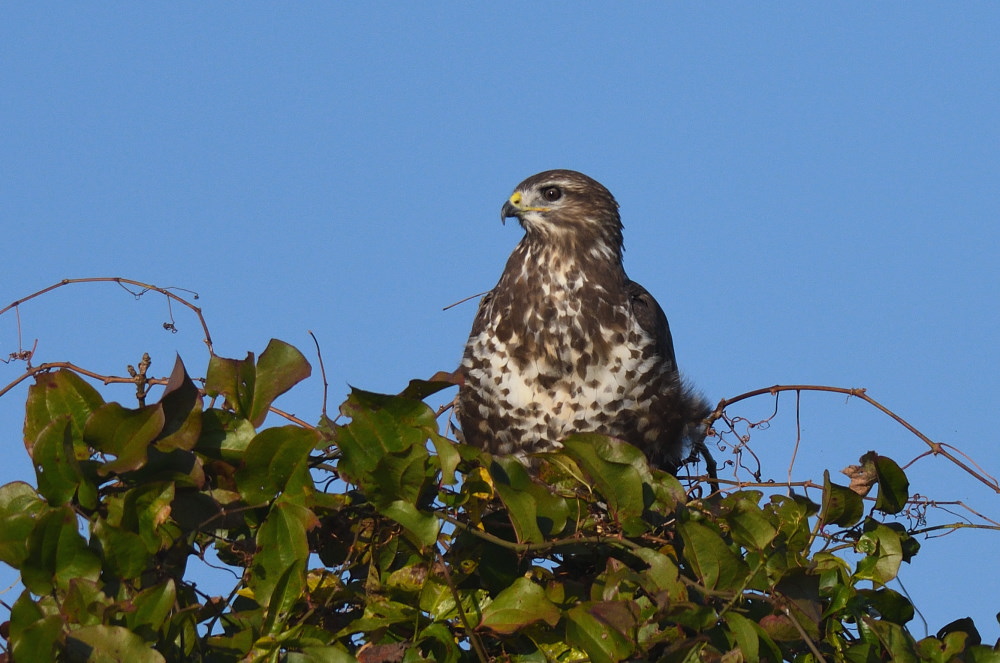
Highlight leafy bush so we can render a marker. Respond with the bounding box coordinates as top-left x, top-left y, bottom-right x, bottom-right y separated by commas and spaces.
0, 335, 996, 661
